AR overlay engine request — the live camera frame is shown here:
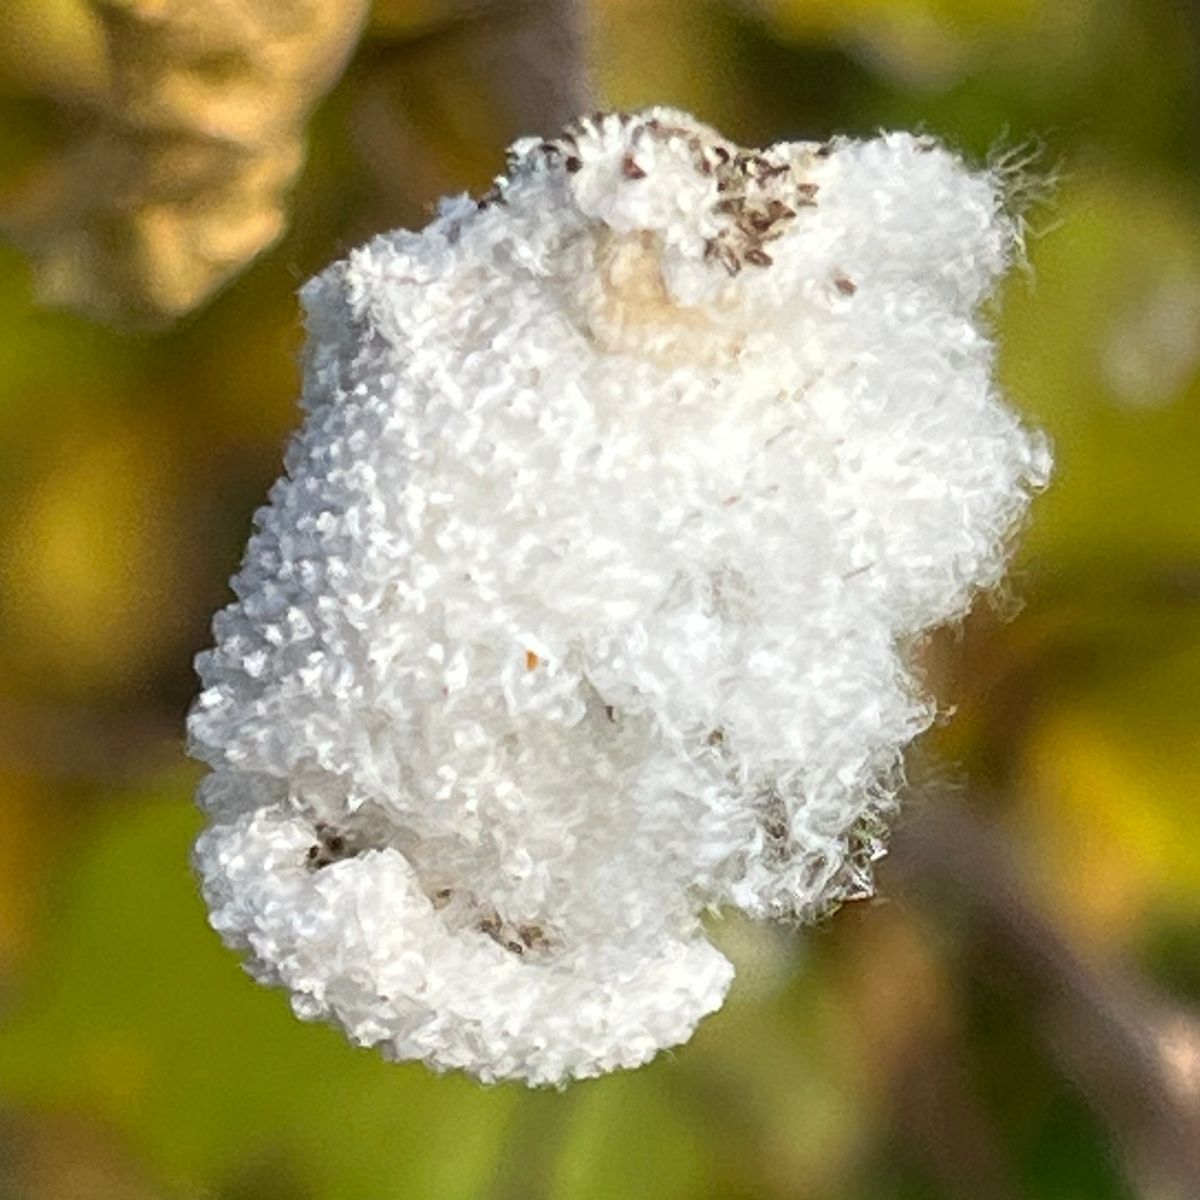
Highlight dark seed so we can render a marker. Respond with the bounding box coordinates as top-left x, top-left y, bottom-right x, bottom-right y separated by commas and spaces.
476, 186, 505, 210
518, 924, 547, 949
